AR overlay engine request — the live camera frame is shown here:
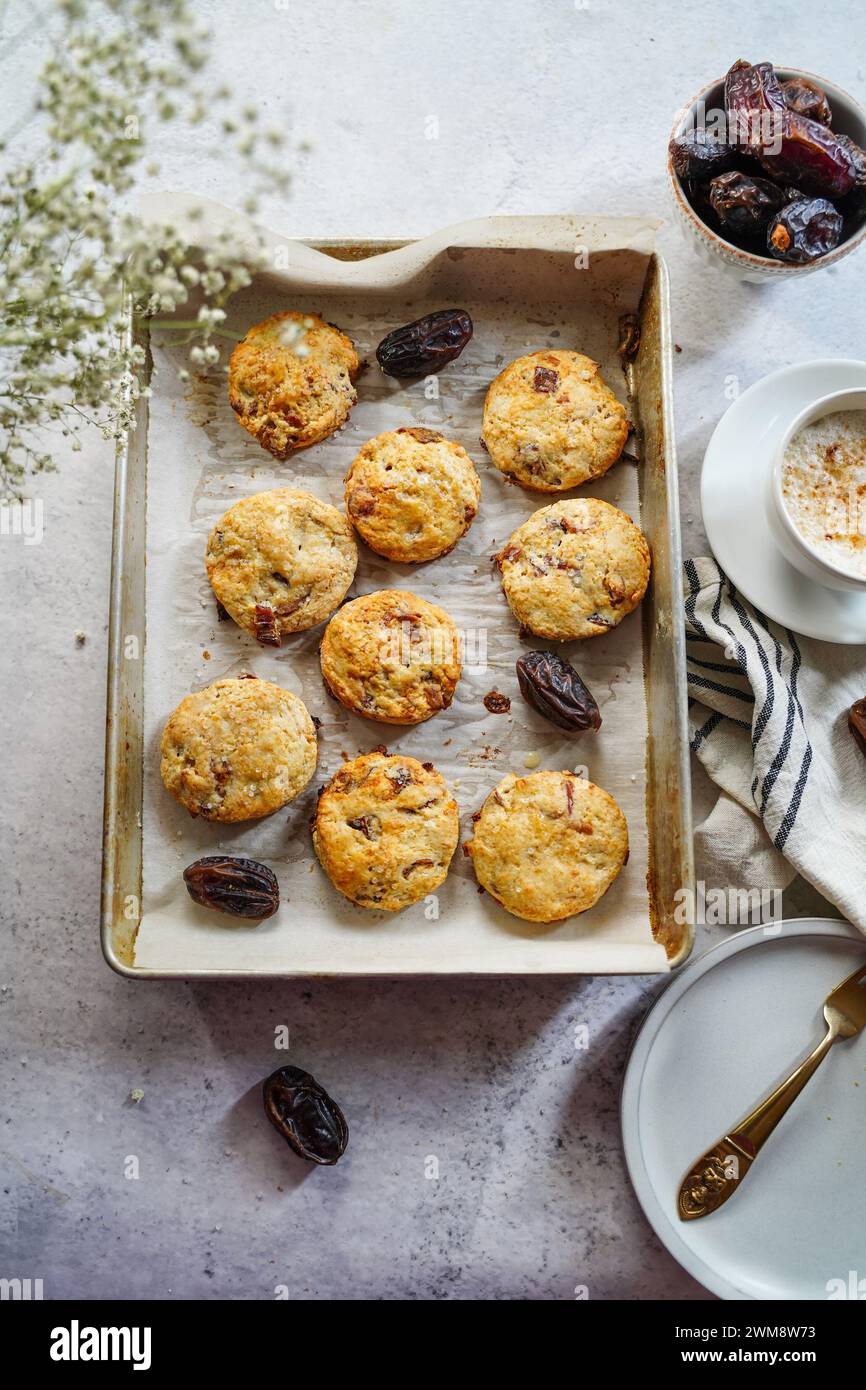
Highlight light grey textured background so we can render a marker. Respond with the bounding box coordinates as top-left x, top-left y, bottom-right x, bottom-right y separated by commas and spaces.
1, 0, 861, 1301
